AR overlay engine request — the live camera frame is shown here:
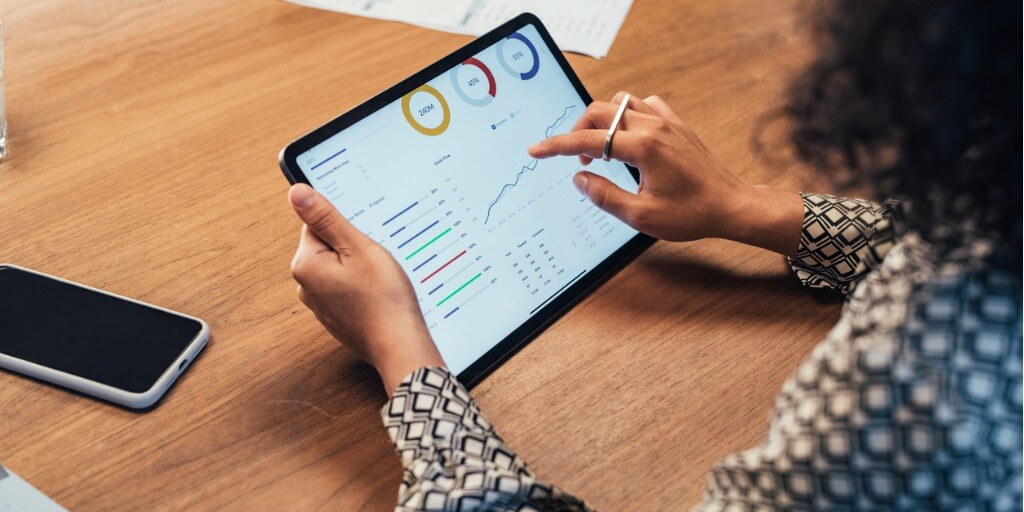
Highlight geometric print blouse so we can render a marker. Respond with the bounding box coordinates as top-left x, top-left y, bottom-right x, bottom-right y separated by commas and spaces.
381, 192, 1023, 511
